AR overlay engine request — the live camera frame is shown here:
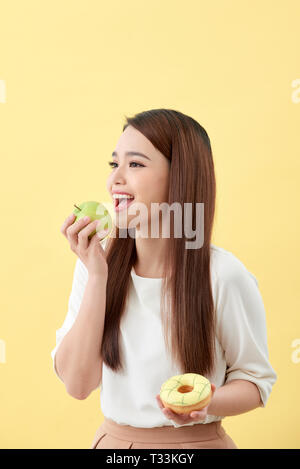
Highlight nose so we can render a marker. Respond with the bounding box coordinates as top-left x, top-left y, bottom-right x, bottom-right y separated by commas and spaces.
109, 163, 127, 183
107, 165, 127, 194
